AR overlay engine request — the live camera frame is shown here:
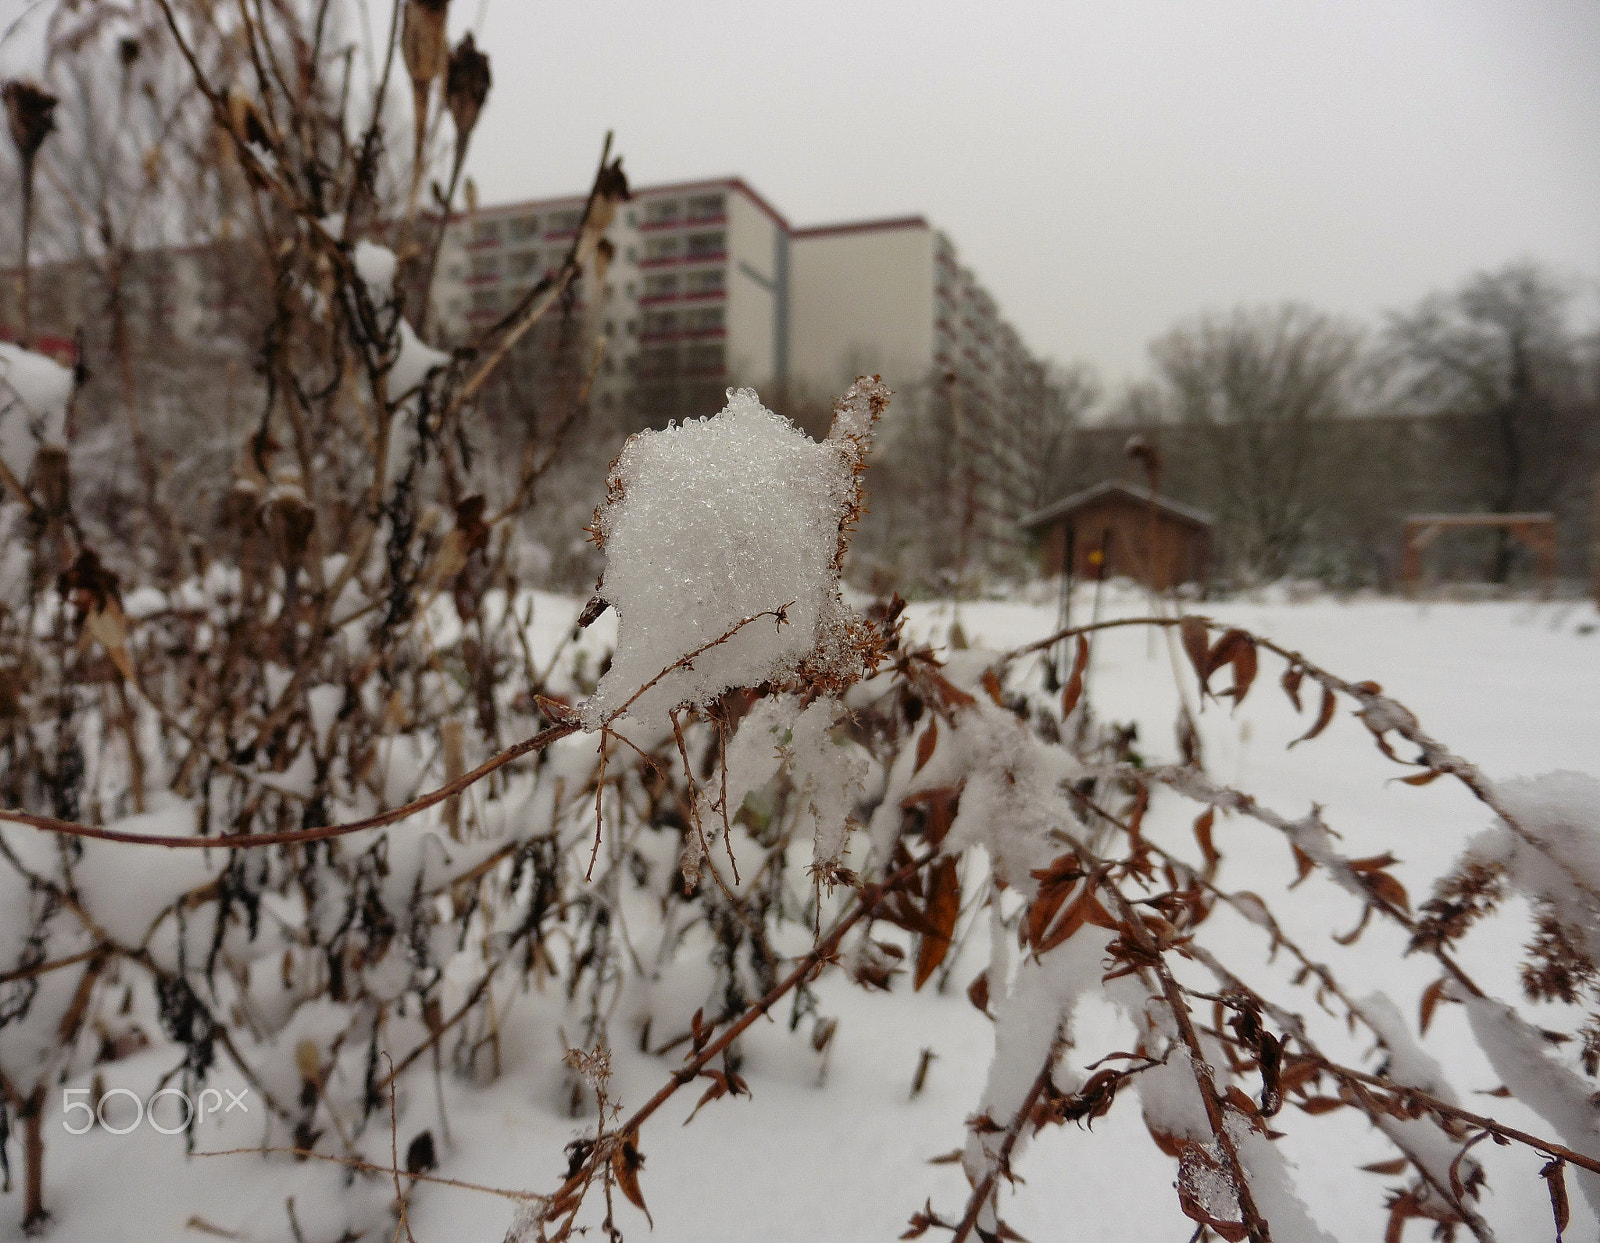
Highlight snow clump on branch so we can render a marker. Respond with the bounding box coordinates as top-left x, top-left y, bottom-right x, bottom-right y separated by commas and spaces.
579, 379, 889, 731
